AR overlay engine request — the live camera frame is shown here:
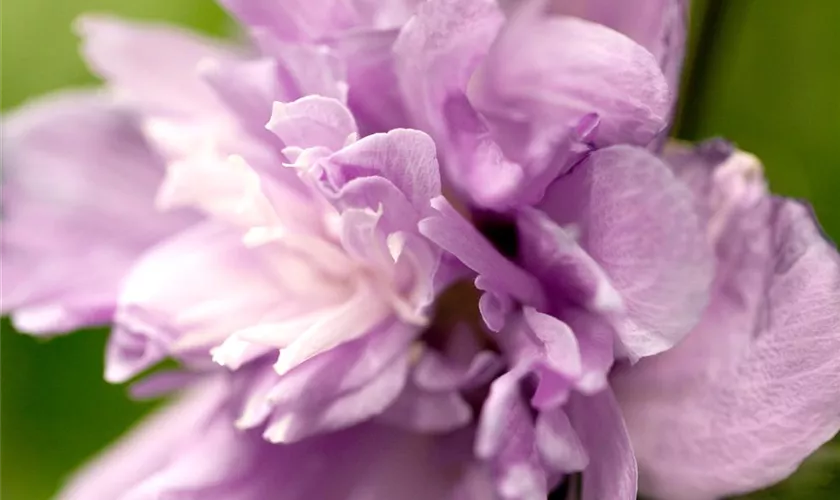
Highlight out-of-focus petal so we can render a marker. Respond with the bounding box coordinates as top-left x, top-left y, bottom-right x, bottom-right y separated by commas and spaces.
218, 0, 363, 42
535, 407, 588, 474
0, 92, 196, 334
108, 223, 284, 382
199, 57, 286, 141
264, 350, 410, 443
614, 149, 840, 498
253, 31, 347, 101
56, 377, 228, 500
414, 347, 503, 392
568, 389, 637, 500
377, 377, 473, 433
476, 368, 552, 499
539, 145, 713, 358
237, 320, 417, 441
61, 376, 477, 500
76, 15, 238, 116
331, 29, 410, 135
